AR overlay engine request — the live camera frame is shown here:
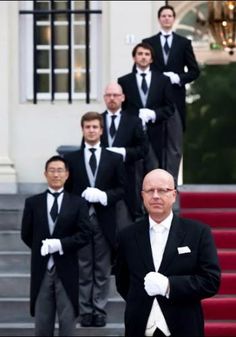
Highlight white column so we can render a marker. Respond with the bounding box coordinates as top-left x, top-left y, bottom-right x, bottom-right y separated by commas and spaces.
0, 2, 17, 193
